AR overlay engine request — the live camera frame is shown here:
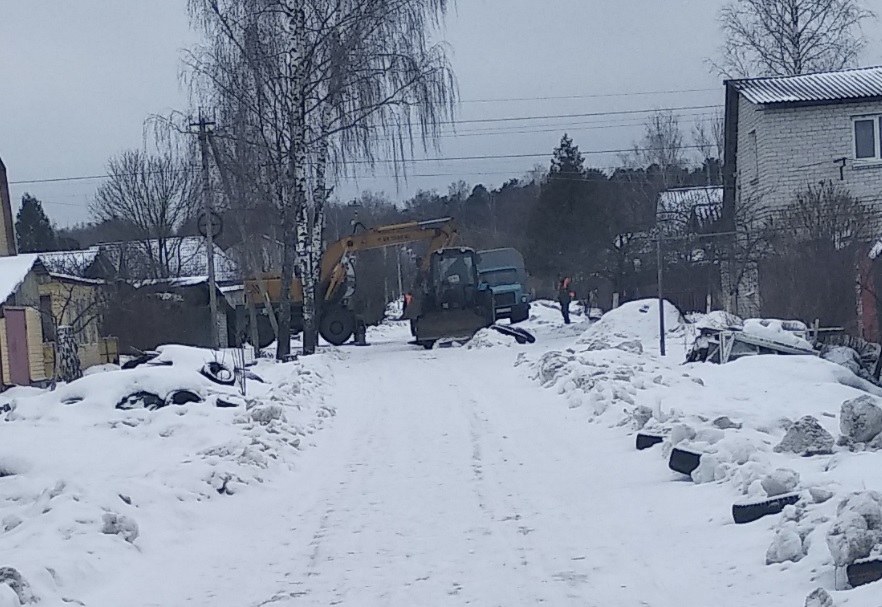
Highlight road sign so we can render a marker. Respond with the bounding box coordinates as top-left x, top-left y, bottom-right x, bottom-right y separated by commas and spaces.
197, 211, 223, 239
